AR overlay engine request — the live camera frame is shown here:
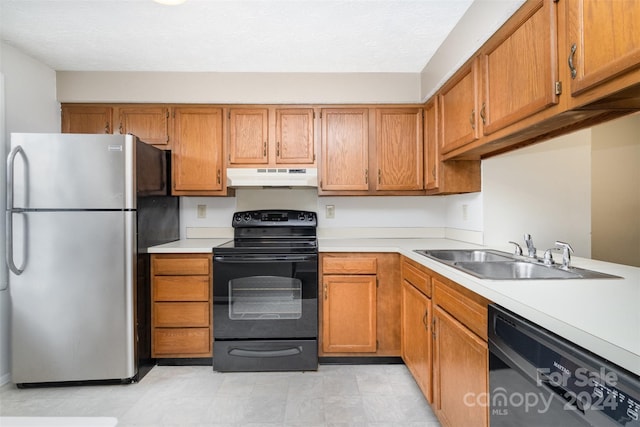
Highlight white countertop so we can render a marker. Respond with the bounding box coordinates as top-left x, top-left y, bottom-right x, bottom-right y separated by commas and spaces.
148, 237, 640, 376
